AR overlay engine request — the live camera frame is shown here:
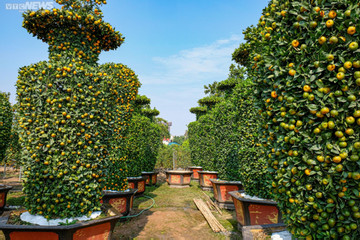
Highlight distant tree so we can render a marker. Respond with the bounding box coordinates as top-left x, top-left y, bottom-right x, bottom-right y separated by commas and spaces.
0, 92, 12, 164
173, 135, 186, 145
156, 117, 170, 139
